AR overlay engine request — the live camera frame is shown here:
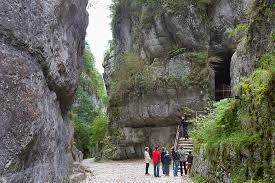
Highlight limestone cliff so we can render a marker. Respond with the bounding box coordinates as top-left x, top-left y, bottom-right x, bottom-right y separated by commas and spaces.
0, 0, 88, 182
104, 0, 252, 159
192, 0, 275, 182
